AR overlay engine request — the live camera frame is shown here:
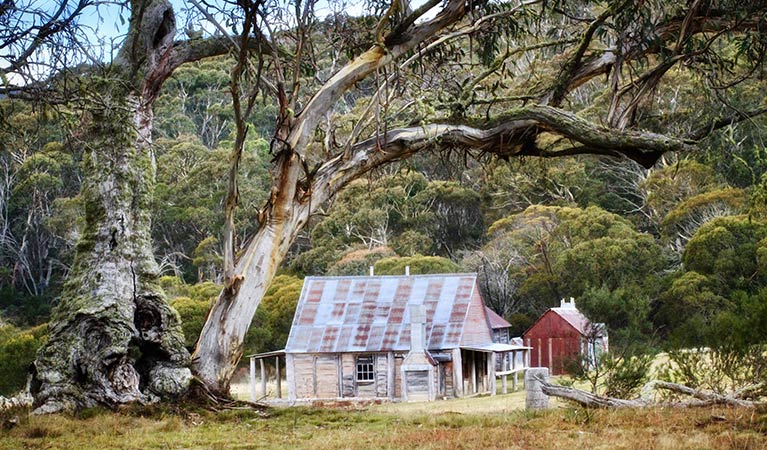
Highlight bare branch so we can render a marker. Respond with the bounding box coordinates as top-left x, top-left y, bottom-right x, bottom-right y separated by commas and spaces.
312, 104, 693, 210
289, 0, 479, 153
1, 0, 93, 75
345, 0, 543, 151
547, 5, 616, 106
553, 8, 767, 104
459, 38, 578, 108
687, 106, 767, 141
